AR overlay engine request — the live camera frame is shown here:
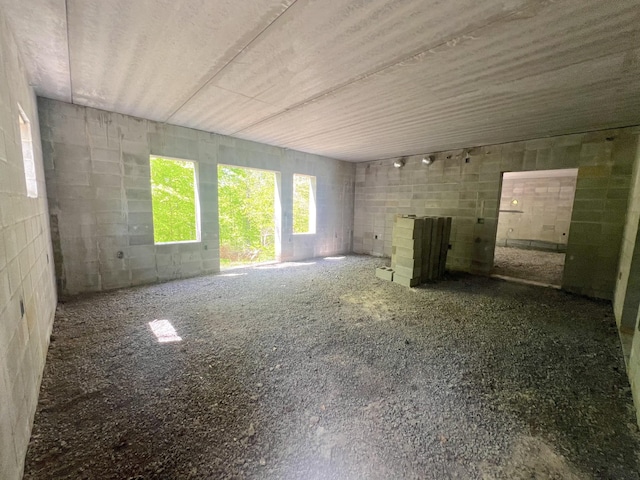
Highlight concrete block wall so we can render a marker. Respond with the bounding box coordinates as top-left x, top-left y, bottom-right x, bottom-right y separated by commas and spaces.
496, 173, 577, 248
630, 316, 640, 427
614, 136, 640, 333
611, 134, 640, 427
0, 10, 57, 480
215, 135, 354, 262
354, 128, 639, 300
39, 98, 355, 295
